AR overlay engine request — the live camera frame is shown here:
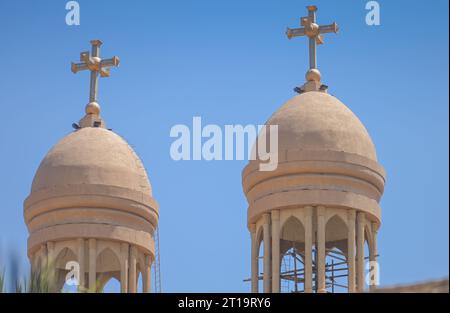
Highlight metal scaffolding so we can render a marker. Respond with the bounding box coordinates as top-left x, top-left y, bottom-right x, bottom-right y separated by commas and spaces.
280, 245, 349, 293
